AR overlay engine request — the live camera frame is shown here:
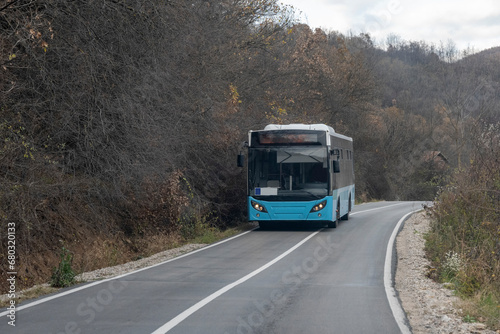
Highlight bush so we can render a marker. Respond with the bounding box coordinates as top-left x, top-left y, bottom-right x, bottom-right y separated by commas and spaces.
51, 247, 76, 288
